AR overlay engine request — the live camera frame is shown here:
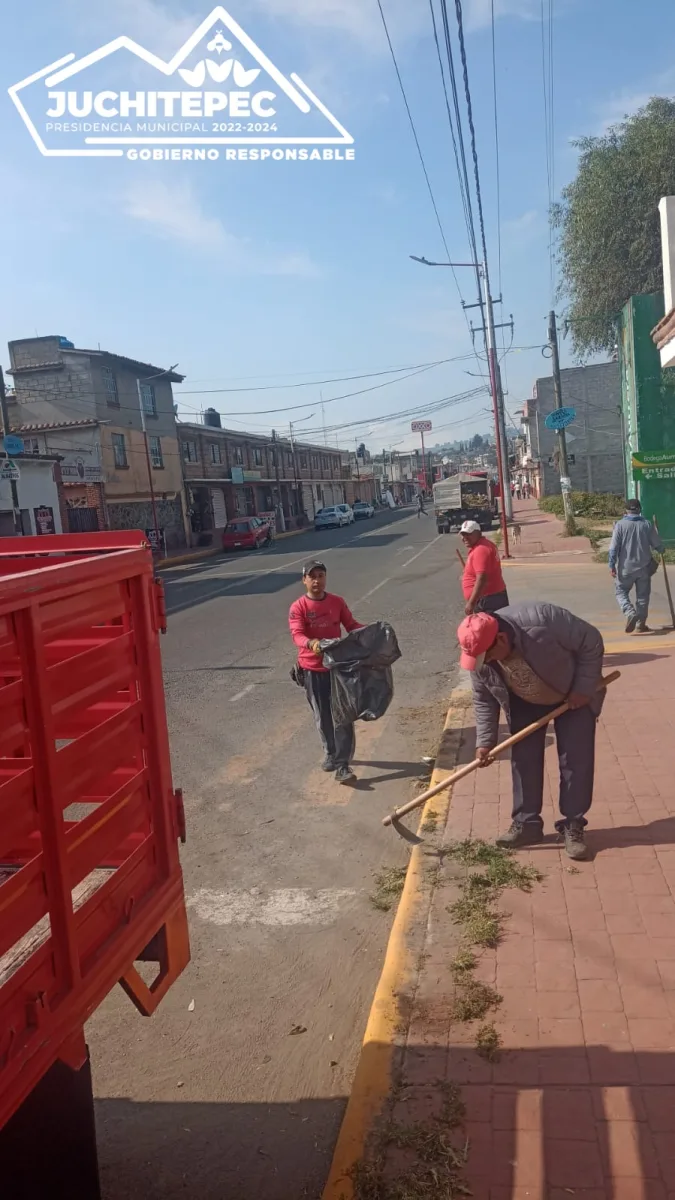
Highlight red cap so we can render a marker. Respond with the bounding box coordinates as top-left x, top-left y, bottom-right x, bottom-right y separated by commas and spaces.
457, 612, 499, 671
